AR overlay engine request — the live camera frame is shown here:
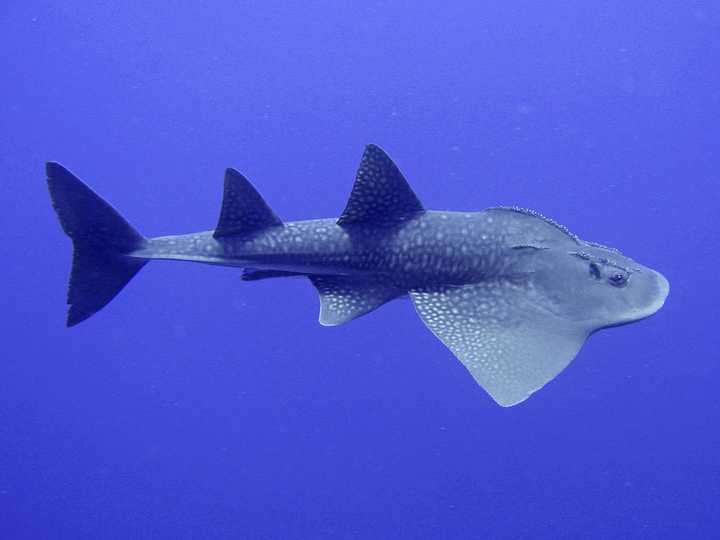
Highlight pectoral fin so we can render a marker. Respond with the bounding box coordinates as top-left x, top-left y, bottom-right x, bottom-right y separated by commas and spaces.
410, 282, 589, 406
